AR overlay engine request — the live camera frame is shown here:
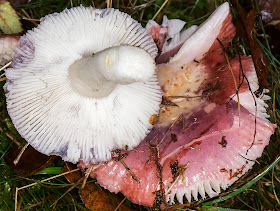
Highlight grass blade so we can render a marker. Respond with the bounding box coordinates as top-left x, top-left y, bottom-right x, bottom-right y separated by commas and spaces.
200, 206, 248, 211
34, 167, 63, 175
